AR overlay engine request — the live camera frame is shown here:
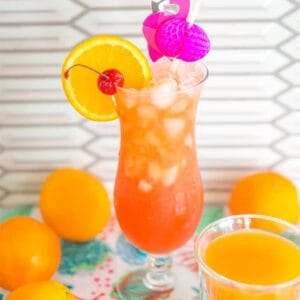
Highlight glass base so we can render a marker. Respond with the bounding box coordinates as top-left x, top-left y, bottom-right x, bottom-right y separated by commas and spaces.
143, 256, 174, 291
113, 256, 178, 299
113, 269, 174, 300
